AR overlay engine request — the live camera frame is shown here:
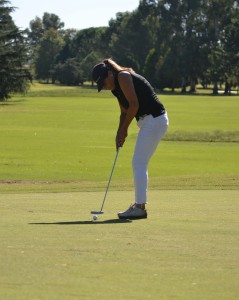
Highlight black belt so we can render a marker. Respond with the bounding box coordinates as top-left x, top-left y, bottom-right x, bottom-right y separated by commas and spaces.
136, 110, 165, 121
